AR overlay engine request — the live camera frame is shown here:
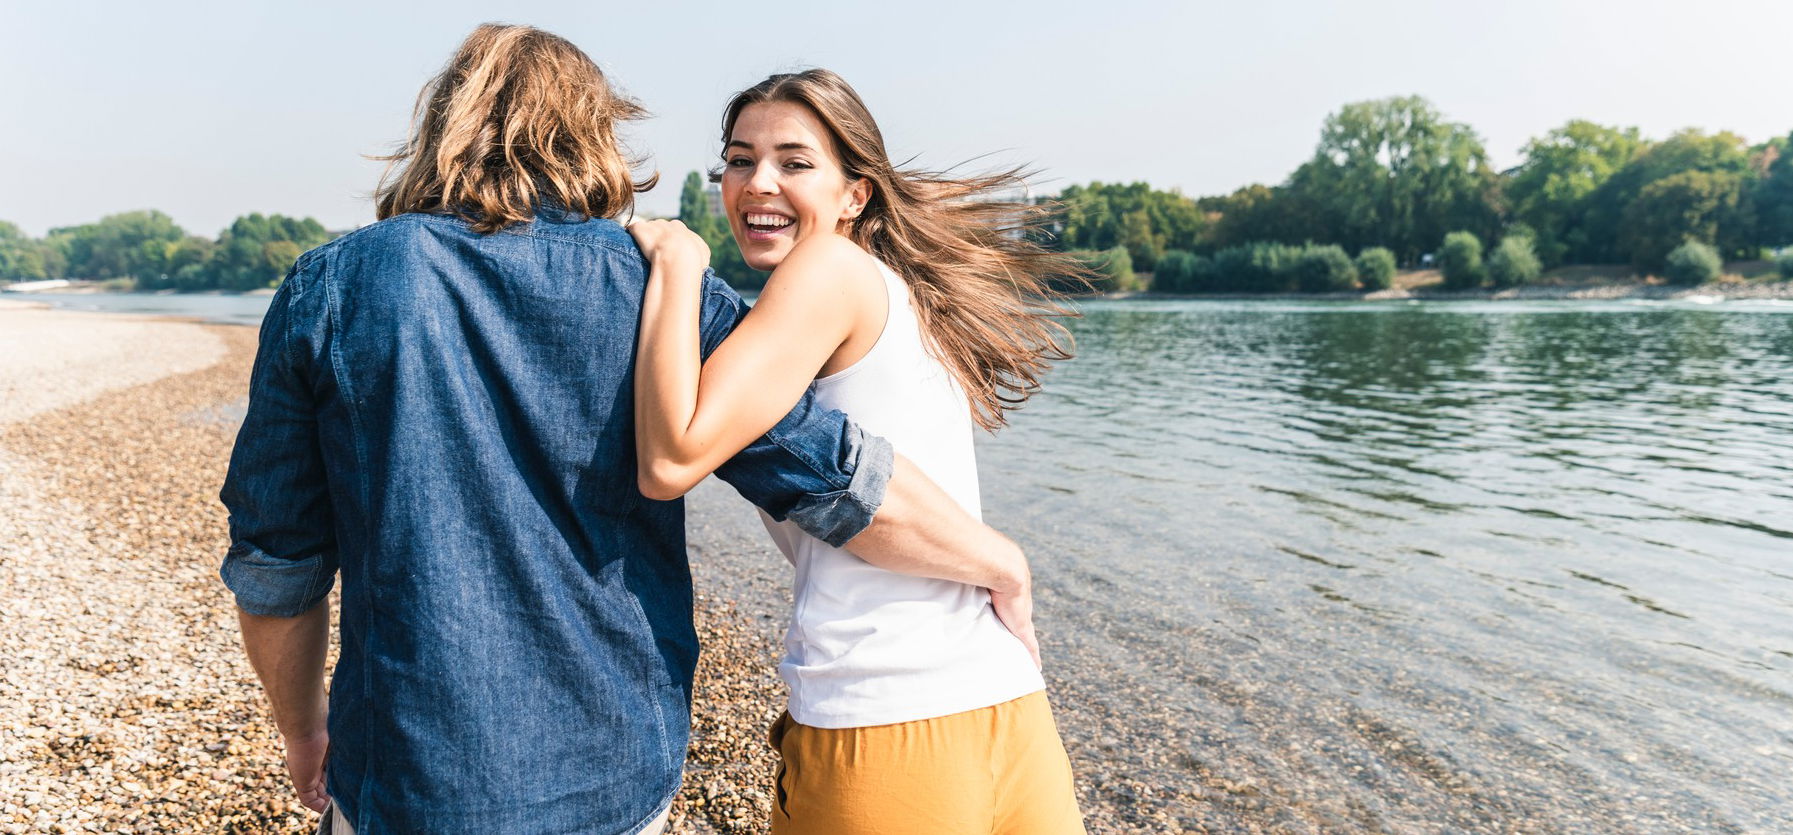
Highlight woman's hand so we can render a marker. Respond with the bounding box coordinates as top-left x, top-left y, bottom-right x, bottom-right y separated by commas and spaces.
990, 582, 1043, 670
627, 219, 710, 274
